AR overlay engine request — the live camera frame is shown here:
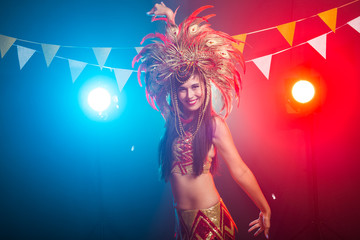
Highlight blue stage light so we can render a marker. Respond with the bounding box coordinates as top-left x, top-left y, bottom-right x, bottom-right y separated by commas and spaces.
79, 75, 125, 121
88, 87, 111, 112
